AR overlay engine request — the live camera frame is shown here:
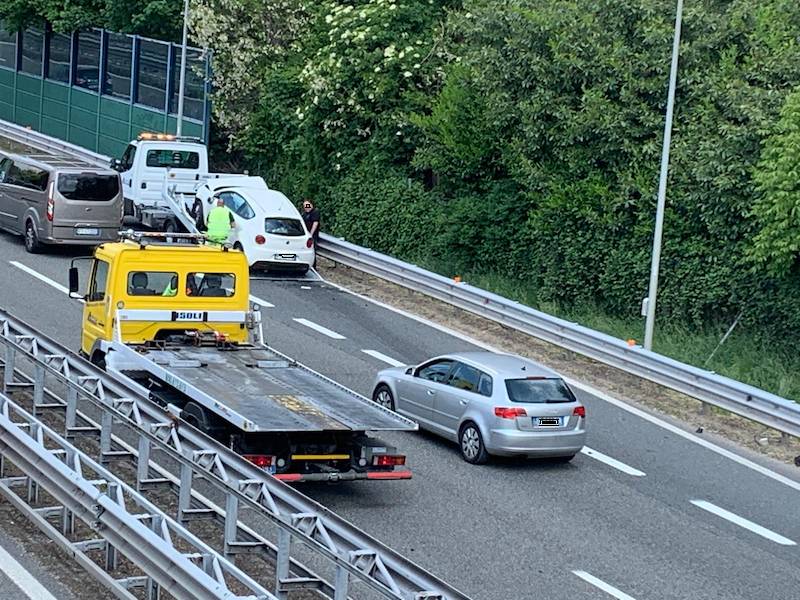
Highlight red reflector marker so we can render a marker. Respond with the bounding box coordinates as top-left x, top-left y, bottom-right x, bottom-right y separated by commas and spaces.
494, 407, 526, 419
367, 470, 413, 480
573, 406, 586, 418
243, 454, 274, 468
255, 234, 266, 245
372, 454, 406, 467
306, 237, 314, 248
